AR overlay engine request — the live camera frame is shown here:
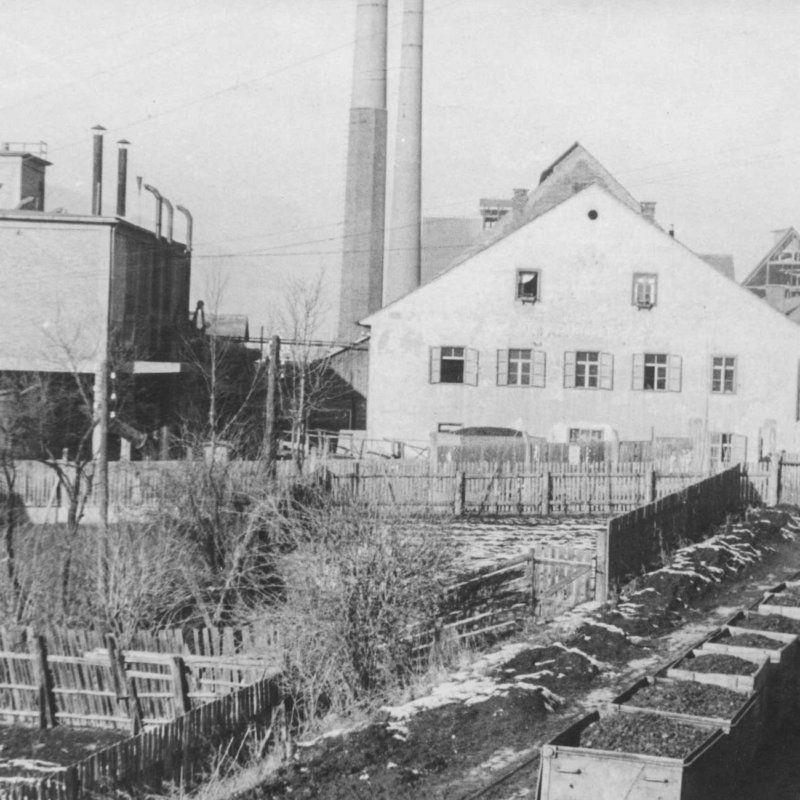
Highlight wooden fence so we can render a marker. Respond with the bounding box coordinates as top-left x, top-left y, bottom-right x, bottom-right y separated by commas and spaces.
414, 543, 597, 658
0, 623, 282, 734
600, 465, 743, 601
12, 675, 285, 800
5, 457, 784, 520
